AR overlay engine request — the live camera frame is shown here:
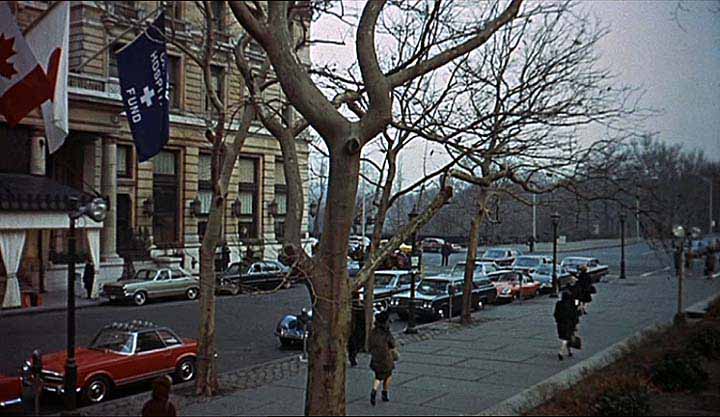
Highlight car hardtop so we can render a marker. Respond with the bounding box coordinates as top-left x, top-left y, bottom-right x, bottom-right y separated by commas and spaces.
423, 237, 445, 244
482, 248, 519, 258
515, 255, 551, 262
534, 263, 565, 274
124, 267, 192, 281
90, 321, 185, 354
